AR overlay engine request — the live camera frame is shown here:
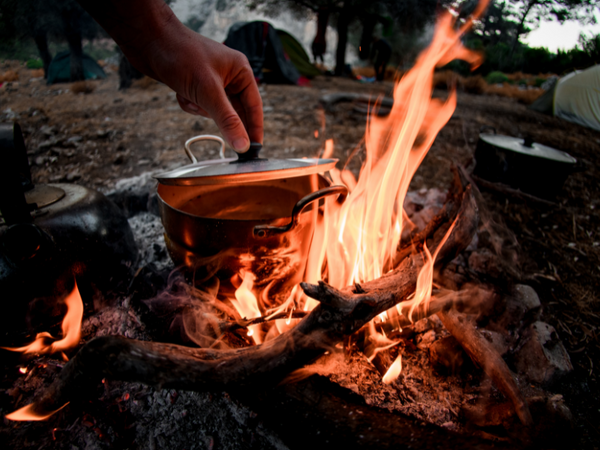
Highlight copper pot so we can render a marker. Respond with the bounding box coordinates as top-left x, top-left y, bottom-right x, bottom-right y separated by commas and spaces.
156, 136, 347, 303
